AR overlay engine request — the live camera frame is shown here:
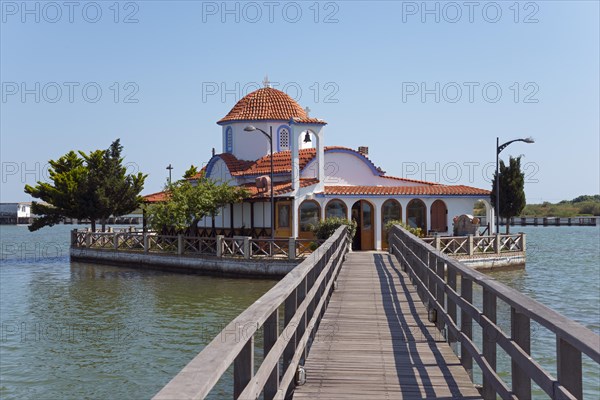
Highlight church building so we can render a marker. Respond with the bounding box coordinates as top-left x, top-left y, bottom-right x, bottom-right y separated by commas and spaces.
144, 82, 494, 251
